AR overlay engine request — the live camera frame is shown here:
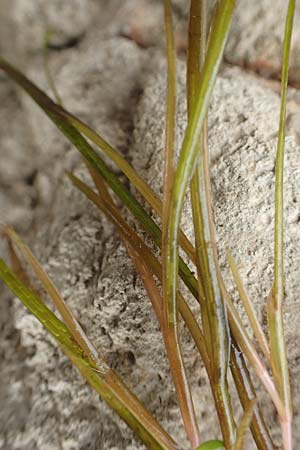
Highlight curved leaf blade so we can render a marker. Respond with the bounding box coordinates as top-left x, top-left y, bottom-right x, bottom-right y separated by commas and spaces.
0, 259, 178, 450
